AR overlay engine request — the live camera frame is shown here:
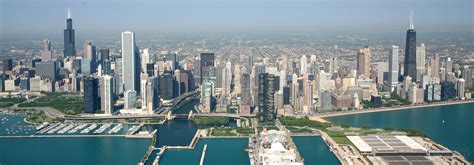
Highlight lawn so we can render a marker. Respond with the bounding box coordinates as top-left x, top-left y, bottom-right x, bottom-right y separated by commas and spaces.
18, 92, 84, 115
0, 97, 27, 108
